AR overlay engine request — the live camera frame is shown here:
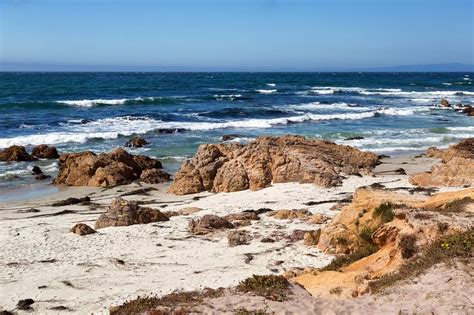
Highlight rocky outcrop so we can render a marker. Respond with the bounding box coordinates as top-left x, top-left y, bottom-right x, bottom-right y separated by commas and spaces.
95, 198, 169, 229
410, 138, 473, 187
0, 145, 34, 162
293, 188, 474, 298
169, 135, 379, 195
53, 148, 170, 187
31, 145, 59, 159
71, 223, 96, 236
188, 215, 234, 235
125, 137, 149, 148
